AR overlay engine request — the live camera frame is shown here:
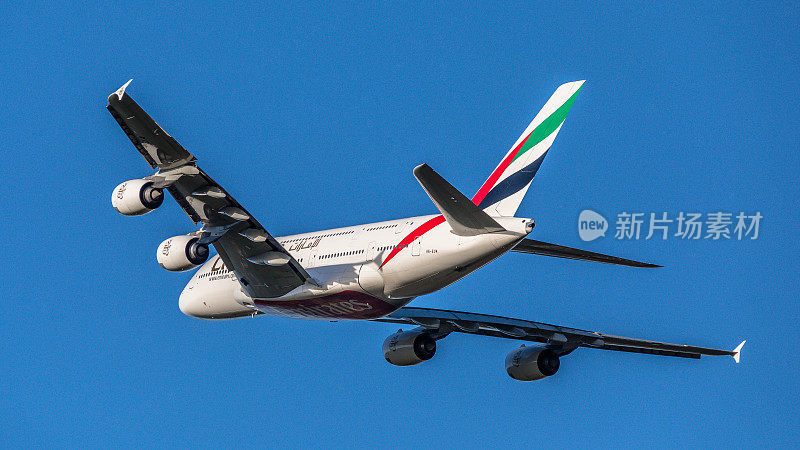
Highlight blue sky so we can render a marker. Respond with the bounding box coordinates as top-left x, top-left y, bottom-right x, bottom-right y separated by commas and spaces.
1, 1, 798, 447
